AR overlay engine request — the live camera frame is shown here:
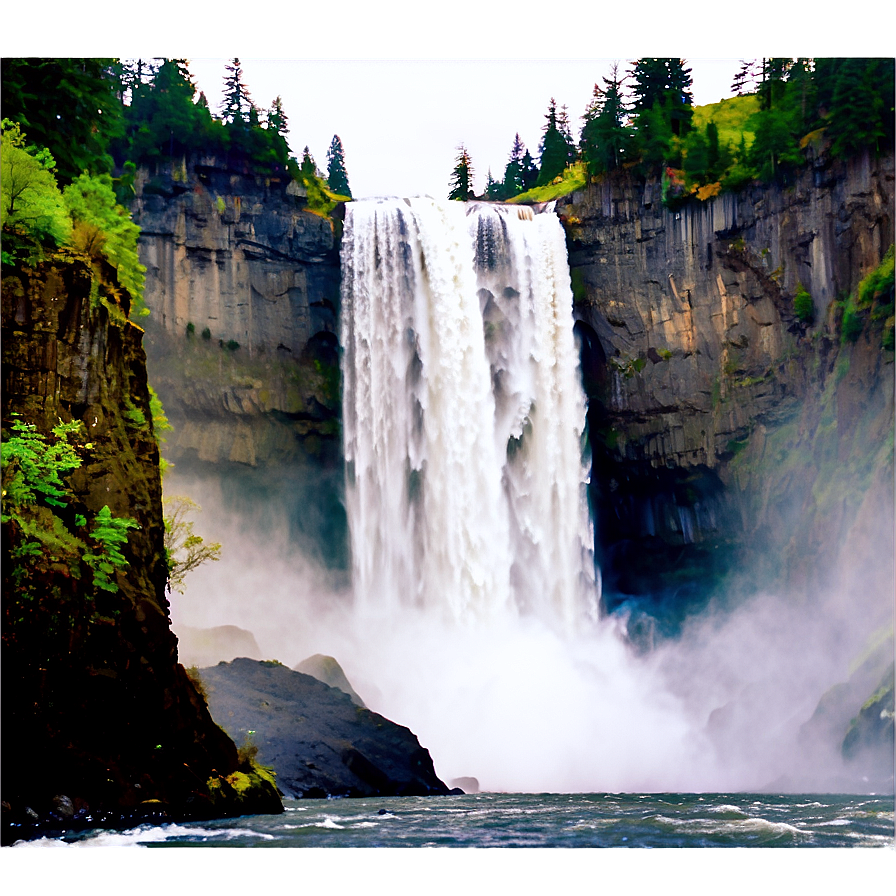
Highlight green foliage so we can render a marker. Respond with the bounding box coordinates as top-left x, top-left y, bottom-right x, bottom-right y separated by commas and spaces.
825, 58, 895, 159
201, 327, 212, 341
857, 245, 895, 310
220, 58, 253, 125
186, 321, 196, 337
63, 173, 148, 316
1, 418, 83, 512
580, 66, 632, 177
841, 307, 864, 343
793, 282, 814, 324
82, 505, 139, 593
1, 417, 137, 600
536, 98, 572, 186
163, 495, 222, 593
448, 144, 475, 201
508, 162, 587, 204
0, 58, 122, 182
1, 120, 72, 256
326, 134, 352, 198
